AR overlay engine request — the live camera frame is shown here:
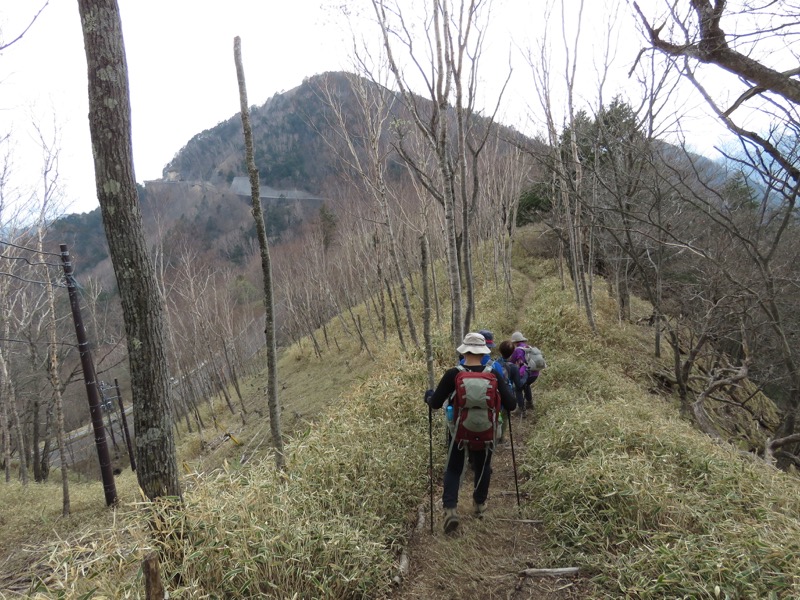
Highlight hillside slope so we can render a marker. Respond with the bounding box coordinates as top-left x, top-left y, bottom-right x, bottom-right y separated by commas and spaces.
393, 232, 800, 599
2, 228, 800, 599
